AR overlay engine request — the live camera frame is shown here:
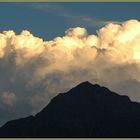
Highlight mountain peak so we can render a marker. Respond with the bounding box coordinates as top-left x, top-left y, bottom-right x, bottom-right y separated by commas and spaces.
69, 81, 101, 94
75, 81, 100, 88
78, 81, 93, 85
72, 81, 123, 98
76, 81, 99, 87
